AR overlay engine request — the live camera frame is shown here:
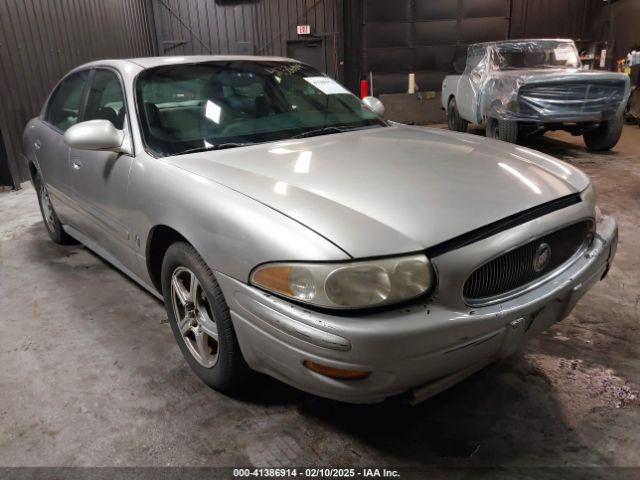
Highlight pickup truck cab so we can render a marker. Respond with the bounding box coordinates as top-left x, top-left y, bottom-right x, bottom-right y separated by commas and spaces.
442, 39, 630, 151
